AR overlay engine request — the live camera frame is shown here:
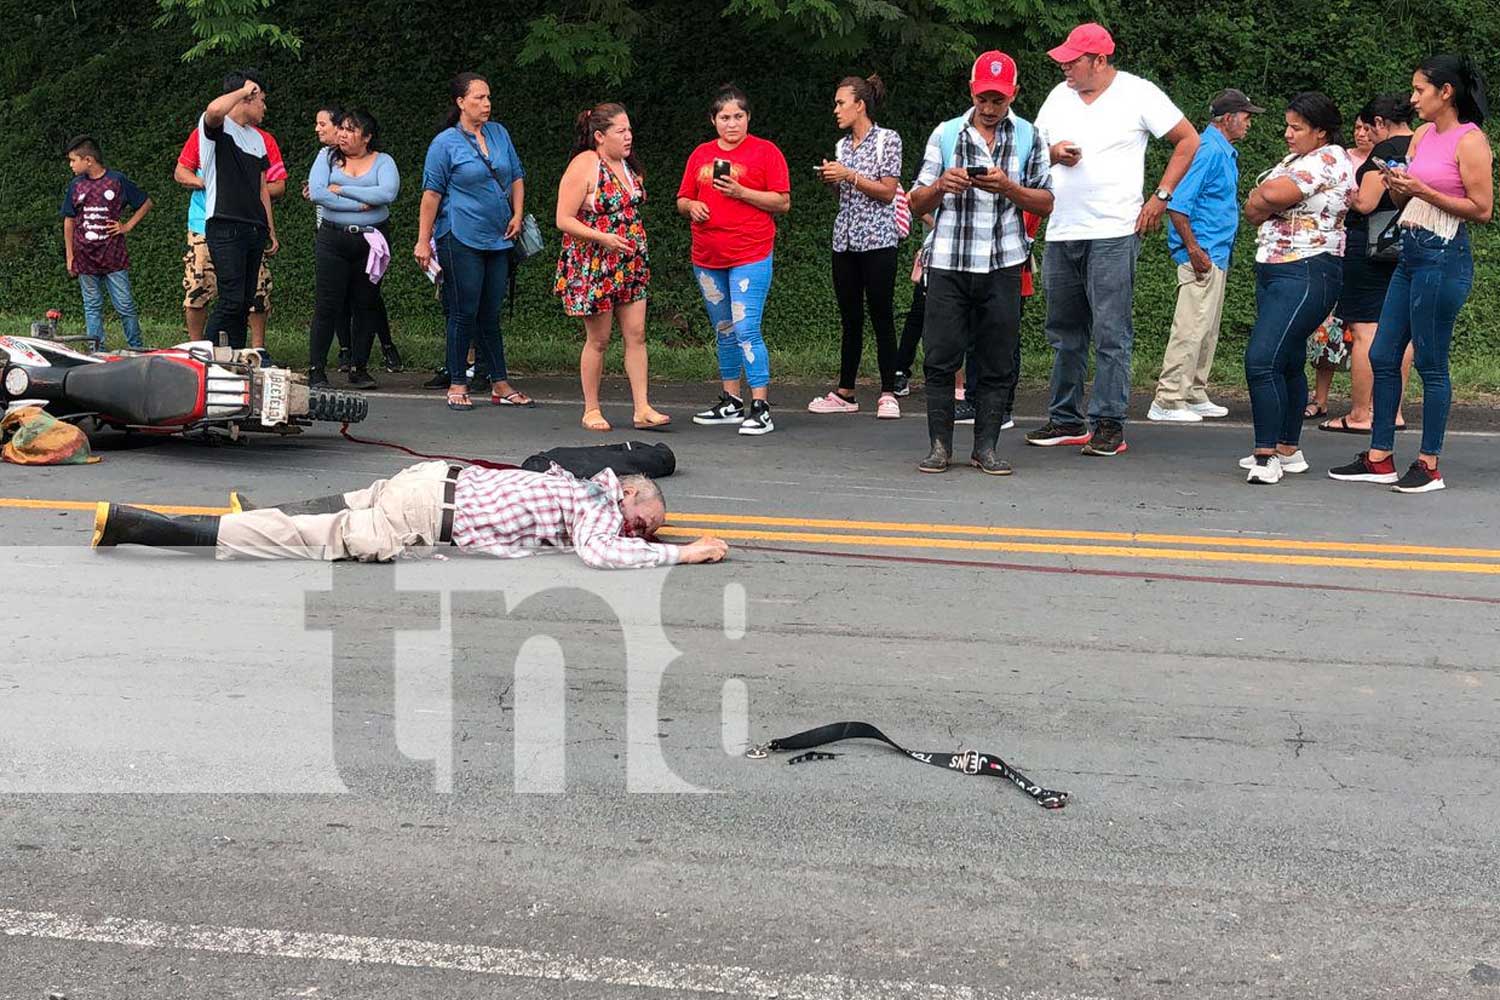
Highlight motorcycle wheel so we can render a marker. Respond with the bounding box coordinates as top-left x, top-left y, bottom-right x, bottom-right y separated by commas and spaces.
307, 388, 369, 424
